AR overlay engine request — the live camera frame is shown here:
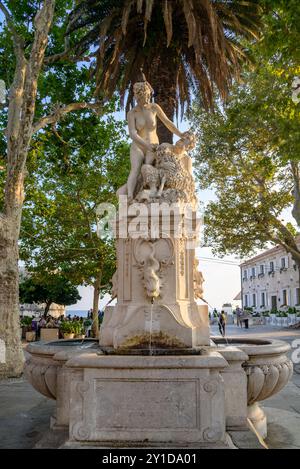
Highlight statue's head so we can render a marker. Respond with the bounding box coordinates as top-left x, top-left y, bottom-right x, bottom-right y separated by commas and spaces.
133, 81, 153, 105
175, 131, 196, 152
